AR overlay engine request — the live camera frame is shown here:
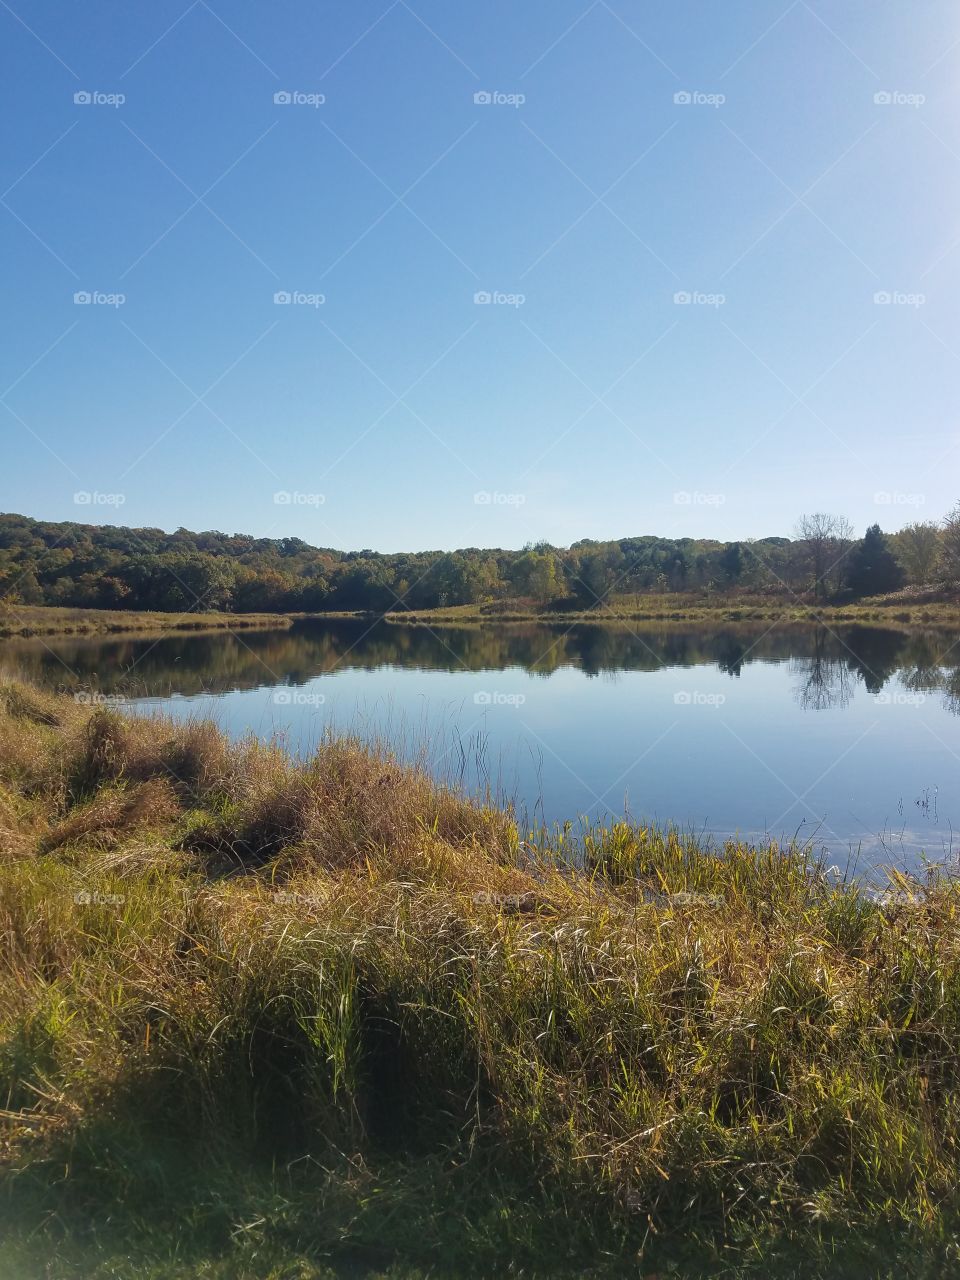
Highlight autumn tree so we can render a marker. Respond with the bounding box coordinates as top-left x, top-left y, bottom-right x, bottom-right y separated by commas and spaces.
893, 521, 941, 586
